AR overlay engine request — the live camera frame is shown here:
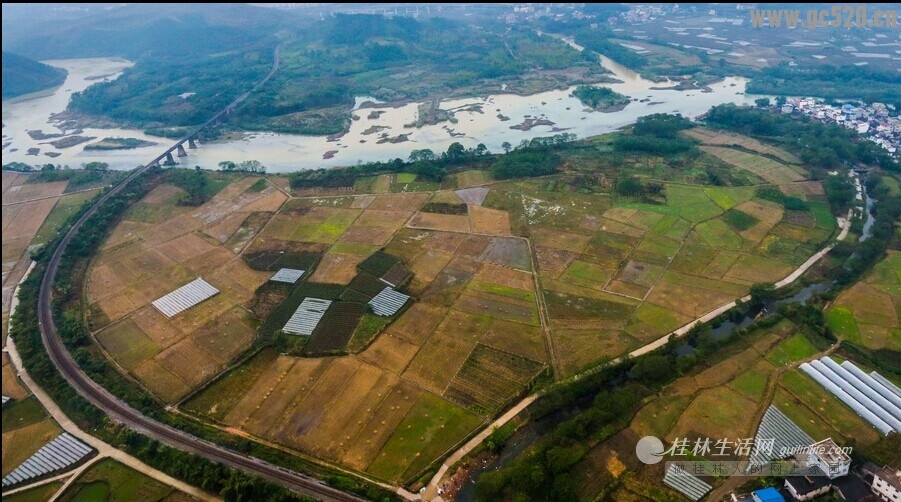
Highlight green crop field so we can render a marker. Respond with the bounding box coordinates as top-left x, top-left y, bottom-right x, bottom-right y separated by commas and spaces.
58, 459, 179, 502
